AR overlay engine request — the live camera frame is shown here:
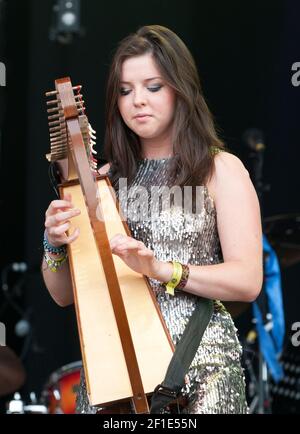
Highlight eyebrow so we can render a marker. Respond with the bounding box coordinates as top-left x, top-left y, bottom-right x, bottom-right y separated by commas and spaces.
120, 76, 163, 84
